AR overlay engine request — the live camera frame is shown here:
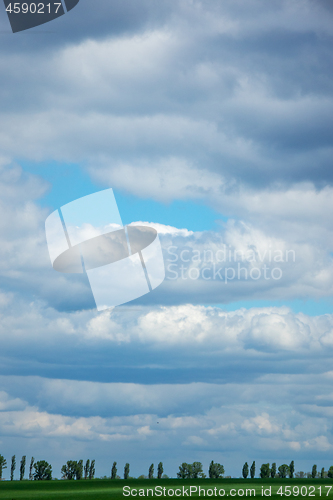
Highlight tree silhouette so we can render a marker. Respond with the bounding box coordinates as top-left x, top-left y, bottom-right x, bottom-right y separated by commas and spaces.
289, 461, 295, 479
242, 462, 249, 479
312, 465, 317, 479
89, 460, 95, 480
0, 455, 7, 480
209, 461, 224, 479
124, 463, 130, 480
20, 456, 26, 481
84, 459, 90, 480
33, 460, 52, 480
29, 457, 34, 480
157, 462, 163, 479
111, 462, 117, 479
149, 463, 154, 479
10, 455, 16, 481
